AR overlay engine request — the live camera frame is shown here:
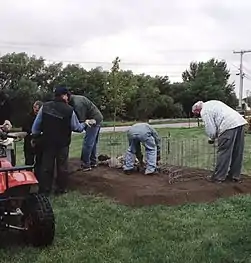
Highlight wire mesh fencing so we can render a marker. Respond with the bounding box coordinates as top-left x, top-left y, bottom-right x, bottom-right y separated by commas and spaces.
14, 131, 251, 181
96, 134, 217, 172
160, 137, 216, 171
